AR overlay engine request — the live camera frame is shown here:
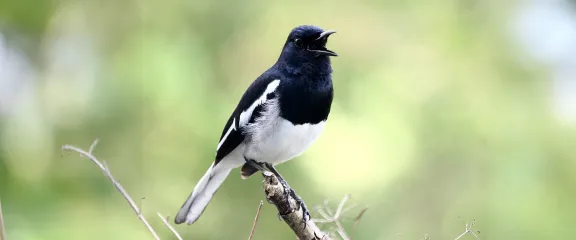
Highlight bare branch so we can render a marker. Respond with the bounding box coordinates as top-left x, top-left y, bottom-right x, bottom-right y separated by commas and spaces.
324, 200, 334, 216
334, 221, 349, 240
454, 229, 467, 240
248, 200, 264, 240
88, 138, 100, 154
261, 171, 329, 240
62, 140, 161, 240
454, 220, 480, 240
315, 207, 332, 221
333, 194, 350, 220
340, 203, 358, 216
0, 198, 6, 240
314, 194, 367, 240
157, 213, 183, 240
